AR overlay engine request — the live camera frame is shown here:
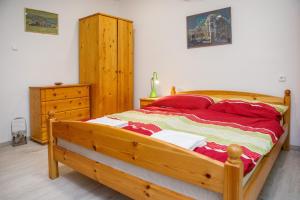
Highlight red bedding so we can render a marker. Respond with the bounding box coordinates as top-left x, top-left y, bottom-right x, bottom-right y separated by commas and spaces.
116, 106, 284, 175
